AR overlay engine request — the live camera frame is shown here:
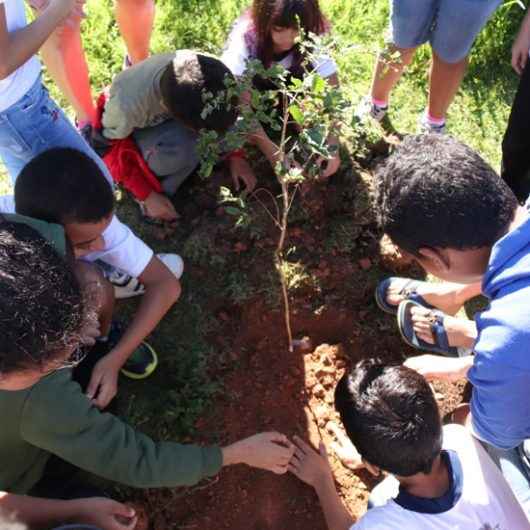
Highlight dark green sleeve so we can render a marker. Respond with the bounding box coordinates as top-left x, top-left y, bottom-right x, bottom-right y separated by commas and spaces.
20, 371, 222, 487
